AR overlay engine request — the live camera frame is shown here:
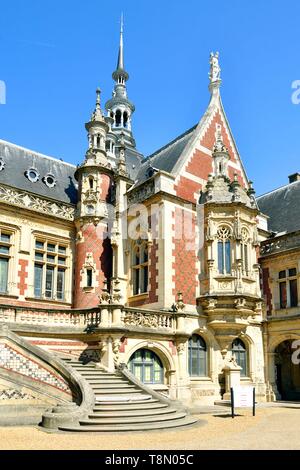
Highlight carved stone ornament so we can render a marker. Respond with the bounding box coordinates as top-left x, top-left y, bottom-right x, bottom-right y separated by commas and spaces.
234, 297, 246, 309
0, 183, 75, 221
127, 179, 155, 205
124, 311, 159, 328
209, 52, 221, 83
176, 341, 185, 355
